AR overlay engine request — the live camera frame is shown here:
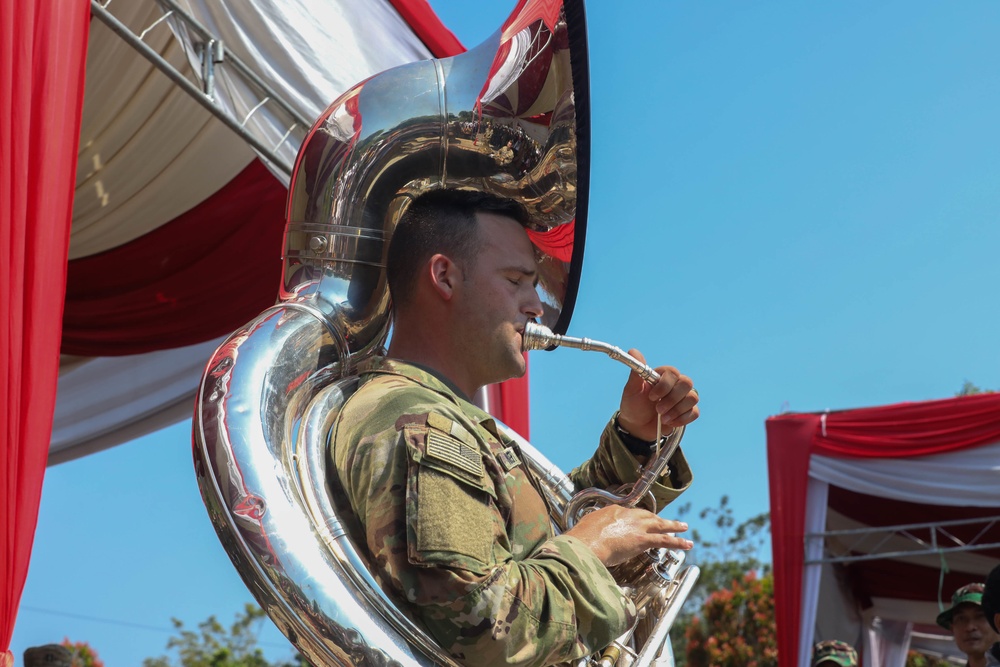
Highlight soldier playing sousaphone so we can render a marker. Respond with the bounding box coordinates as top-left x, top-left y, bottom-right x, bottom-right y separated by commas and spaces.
195, 1, 702, 665
327, 189, 699, 667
